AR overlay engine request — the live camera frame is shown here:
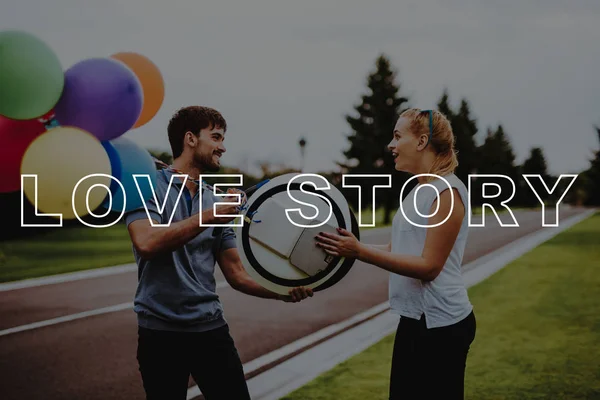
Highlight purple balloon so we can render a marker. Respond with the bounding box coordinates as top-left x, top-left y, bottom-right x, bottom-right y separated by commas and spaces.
54, 58, 143, 141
